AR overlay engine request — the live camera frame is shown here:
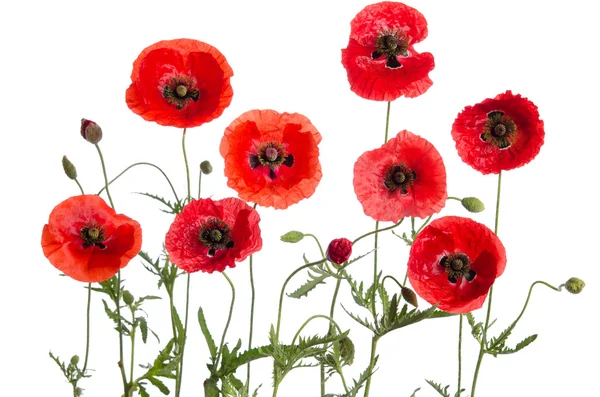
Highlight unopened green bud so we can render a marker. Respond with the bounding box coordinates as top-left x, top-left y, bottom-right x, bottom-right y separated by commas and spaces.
401, 286, 419, 308
62, 156, 78, 180
70, 355, 80, 365
200, 160, 213, 175
280, 231, 304, 243
123, 290, 134, 305
339, 336, 355, 365
564, 277, 585, 294
461, 197, 485, 213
